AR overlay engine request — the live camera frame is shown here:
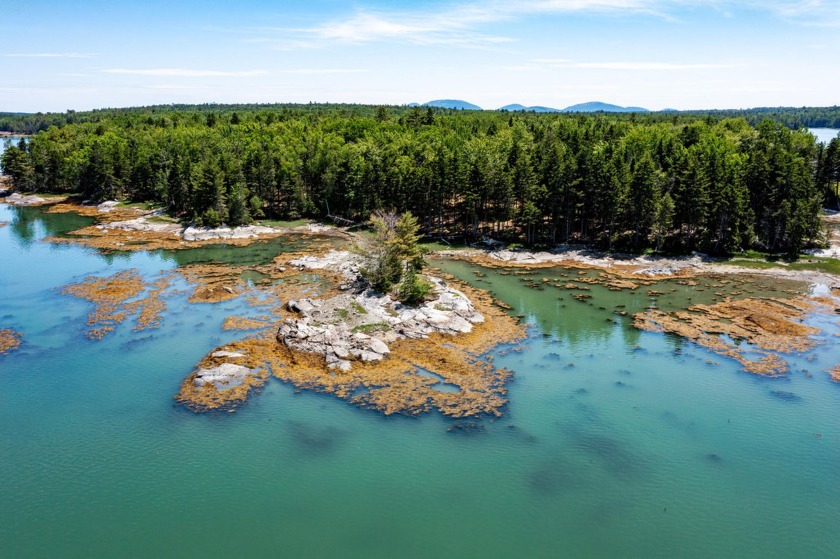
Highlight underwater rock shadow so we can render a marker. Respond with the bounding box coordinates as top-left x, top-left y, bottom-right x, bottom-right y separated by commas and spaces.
573, 432, 647, 481
285, 419, 348, 457
769, 390, 801, 402
659, 410, 698, 438
526, 461, 580, 496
